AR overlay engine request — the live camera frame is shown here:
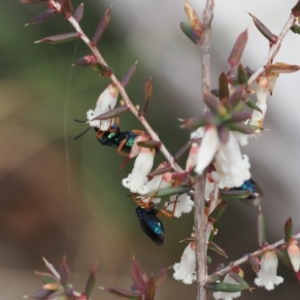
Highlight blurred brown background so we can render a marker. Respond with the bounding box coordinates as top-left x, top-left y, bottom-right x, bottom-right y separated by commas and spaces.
1, 0, 300, 299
